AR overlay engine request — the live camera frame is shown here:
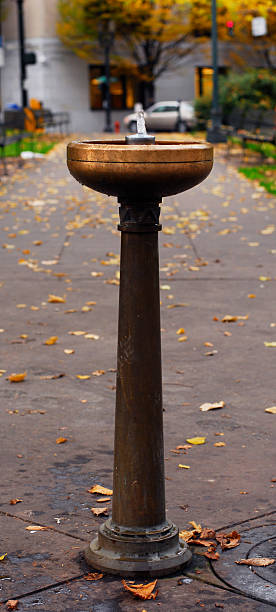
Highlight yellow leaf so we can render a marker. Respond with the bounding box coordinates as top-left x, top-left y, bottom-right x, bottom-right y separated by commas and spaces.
88, 485, 113, 495
214, 442, 226, 447
25, 525, 48, 531
56, 437, 68, 444
68, 330, 86, 336
178, 464, 190, 469
178, 336, 188, 342
84, 334, 99, 340
48, 294, 66, 303
186, 437, 206, 445
260, 225, 275, 235
259, 276, 271, 282
189, 521, 202, 532
76, 374, 91, 380
248, 294, 256, 298
176, 328, 185, 335
8, 372, 26, 383
265, 407, 276, 414
0, 553, 7, 561
64, 349, 75, 354
160, 285, 171, 290
200, 401, 225, 411
44, 336, 58, 345
91, 271, 103, 277
264, 342, 276, 347
16, 304, 27, 309
179, 530, 195, 542
81, 306, 92, 312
